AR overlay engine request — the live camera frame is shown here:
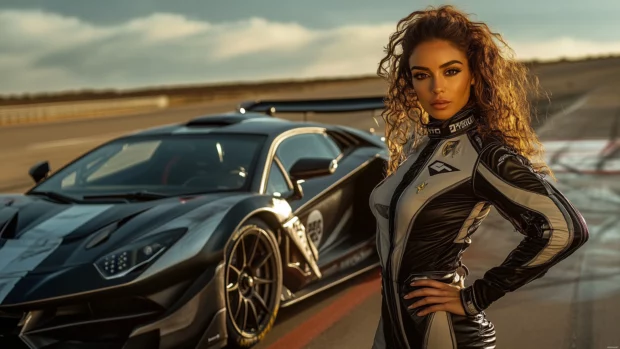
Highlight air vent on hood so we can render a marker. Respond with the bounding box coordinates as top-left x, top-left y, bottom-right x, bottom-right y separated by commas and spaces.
85, 222, 119, 249
185, 113, 269, 127
84, 208, 150, 249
